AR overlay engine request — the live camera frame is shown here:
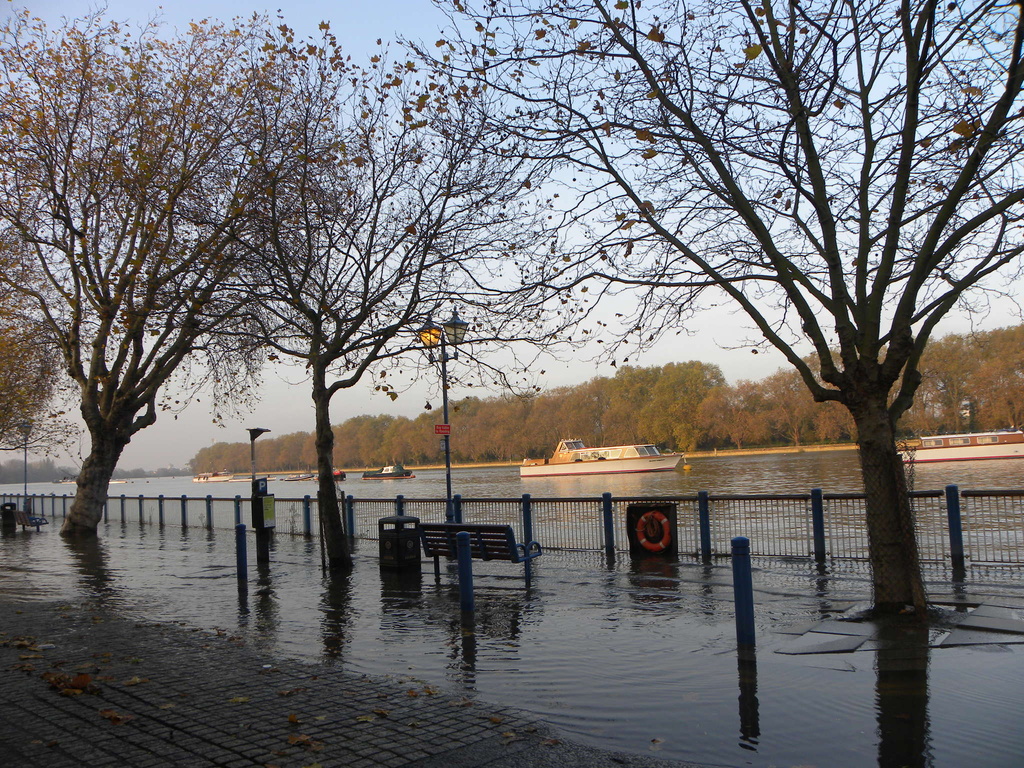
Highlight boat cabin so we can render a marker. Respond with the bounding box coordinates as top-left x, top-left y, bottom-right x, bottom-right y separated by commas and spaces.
552, 440, 663, 463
